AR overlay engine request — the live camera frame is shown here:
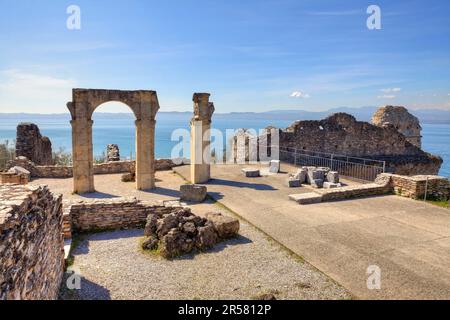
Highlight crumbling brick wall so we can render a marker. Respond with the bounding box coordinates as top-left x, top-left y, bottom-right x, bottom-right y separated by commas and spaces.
0, 185, 64, 300
15, 123, 53, 165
